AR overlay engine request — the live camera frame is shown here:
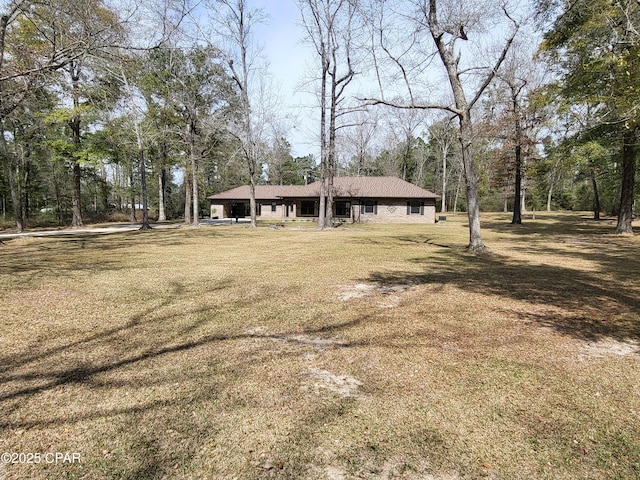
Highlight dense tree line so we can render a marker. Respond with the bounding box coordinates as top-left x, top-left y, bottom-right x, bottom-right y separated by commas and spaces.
0, 0, 637, 240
